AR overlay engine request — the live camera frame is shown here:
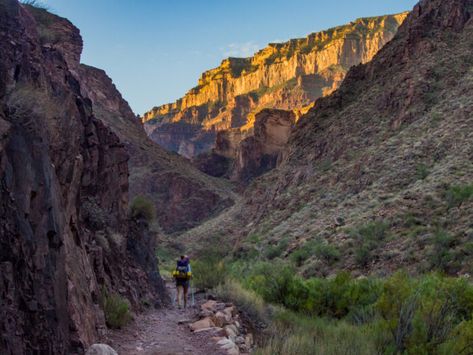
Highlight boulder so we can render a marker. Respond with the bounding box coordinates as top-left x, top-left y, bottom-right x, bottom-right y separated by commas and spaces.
245, 333, 254, 348
199, 309, 215, 318
224, 325, 238, 339
190, 317, 215, 331
201, 300, 218, 312
223, 306, 236, 318
227, 347, 240, 355
213, 311, 232, 327
86, 344, 118, 355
